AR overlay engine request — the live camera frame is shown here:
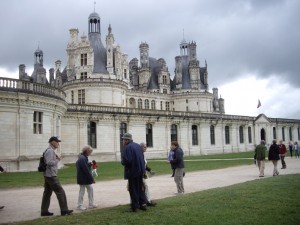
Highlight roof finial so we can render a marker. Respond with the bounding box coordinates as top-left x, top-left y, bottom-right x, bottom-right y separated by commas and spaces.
94, 1, 96, 12
183, 28, 185, 40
